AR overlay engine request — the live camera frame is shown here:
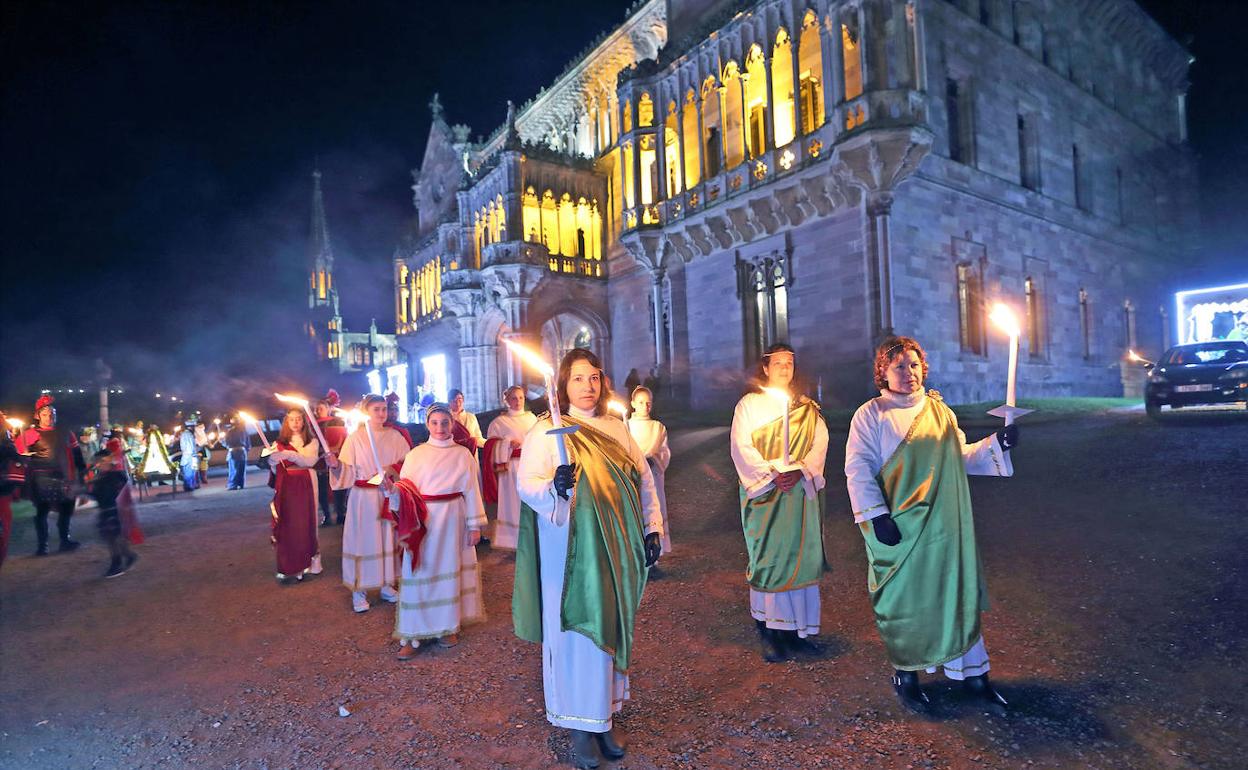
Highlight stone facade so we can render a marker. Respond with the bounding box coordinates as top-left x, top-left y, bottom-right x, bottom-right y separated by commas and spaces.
392, 0, 1196, 412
